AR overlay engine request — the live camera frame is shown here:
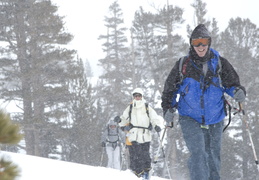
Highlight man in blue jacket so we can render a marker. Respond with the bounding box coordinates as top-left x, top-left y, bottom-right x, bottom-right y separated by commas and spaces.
161, 24, 246, 180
